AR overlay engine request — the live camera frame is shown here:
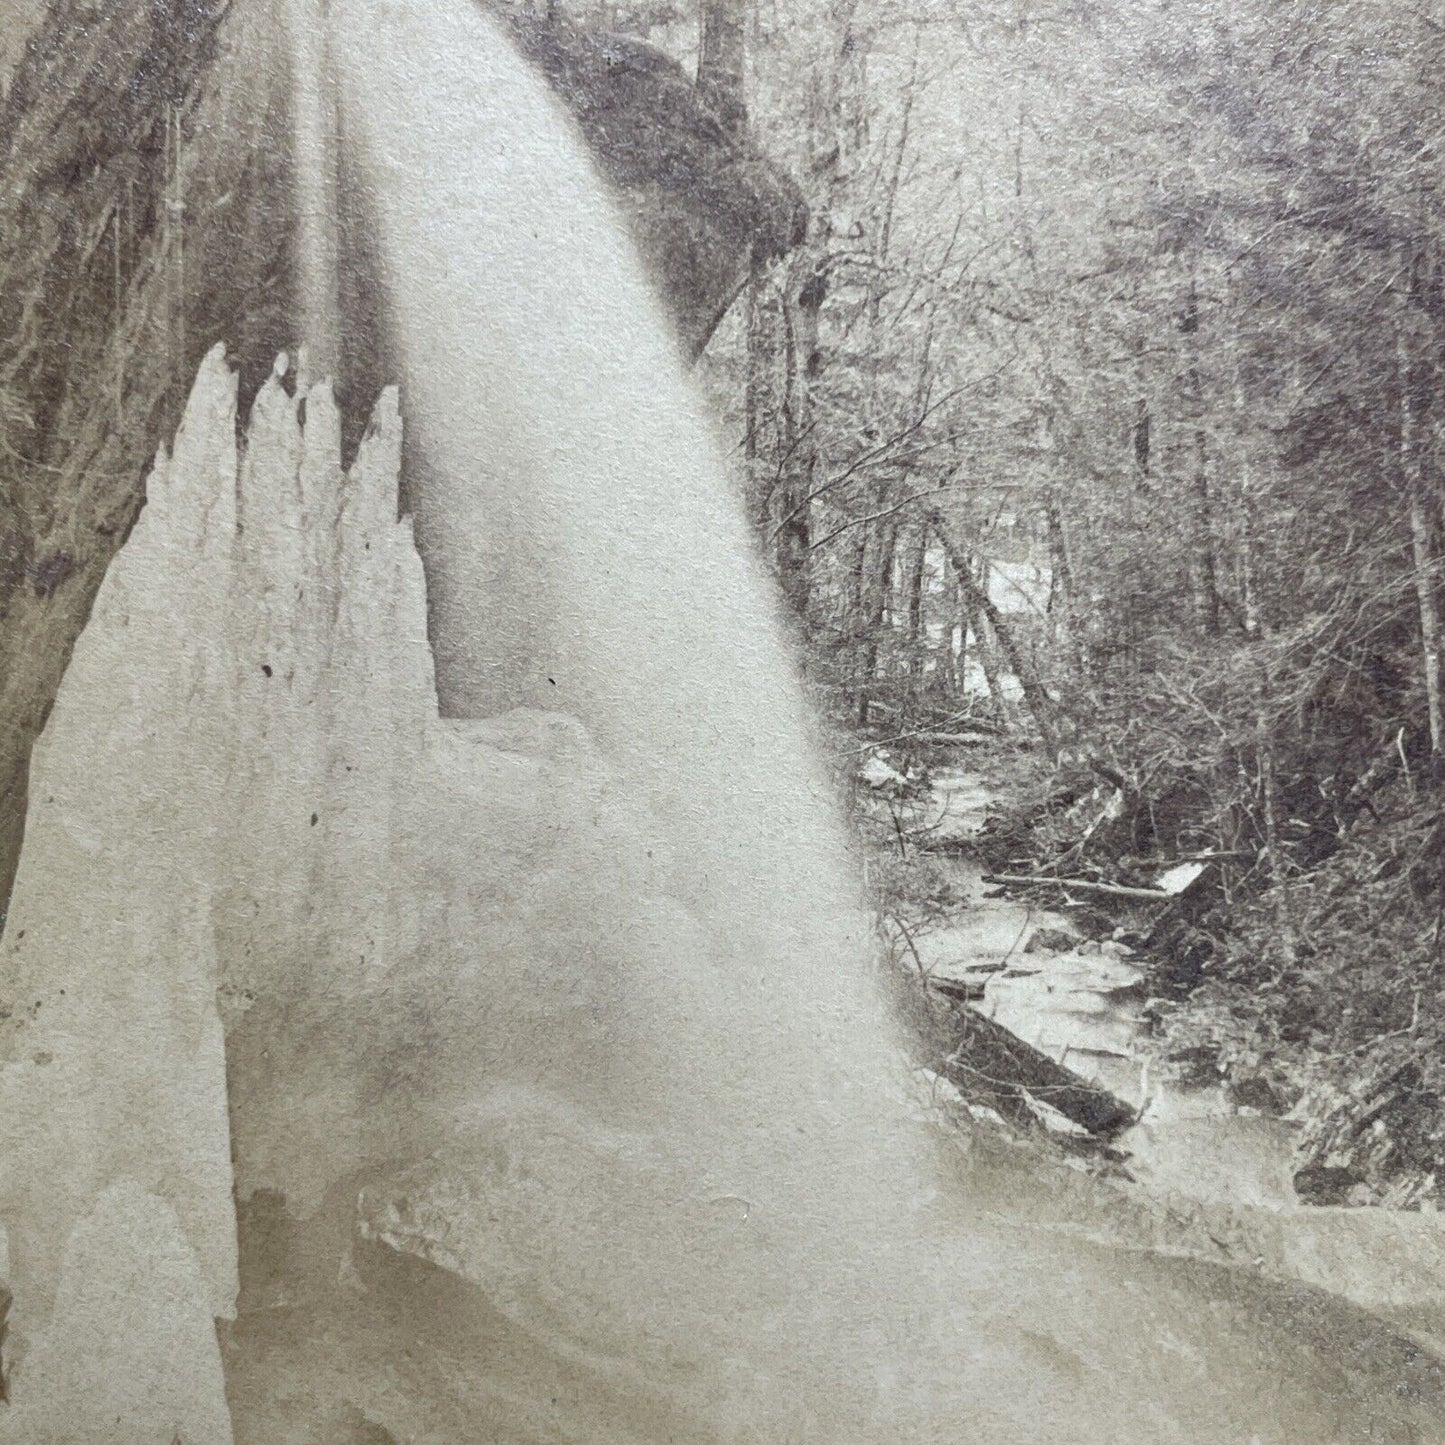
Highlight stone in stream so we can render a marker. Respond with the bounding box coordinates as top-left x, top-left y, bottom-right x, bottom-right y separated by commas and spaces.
1025, 925, 1080, 954
1294, 1163, 1367, 1207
